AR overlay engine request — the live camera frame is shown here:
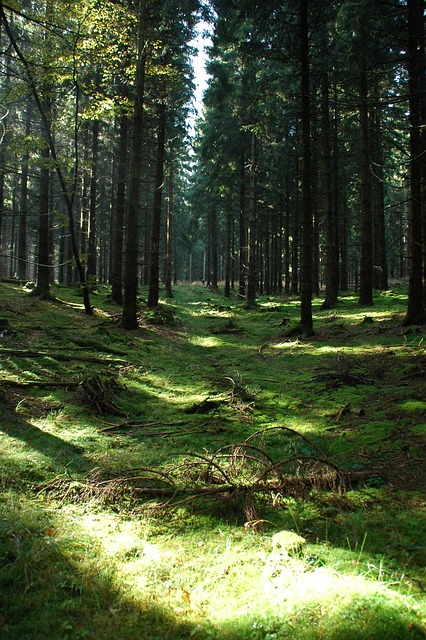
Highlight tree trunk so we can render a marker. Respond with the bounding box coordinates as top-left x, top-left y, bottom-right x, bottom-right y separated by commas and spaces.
32, 145, 50, 298
238, 149, 247, 297
147, 98, 167, 308
17, 101, 32, 281
122, 0, 147, 327
371, 107, 388, 291
87, 118, 100, 281
300, 0, 314, 336
164, 162, 174, 299
356, 18, 374, 307
321, 68, 338, 309
111, 114, 128, 305
209, 205, 219, 292
246, 132, 257, 307
404, 0, 426, 324
224, 184, 232, 298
